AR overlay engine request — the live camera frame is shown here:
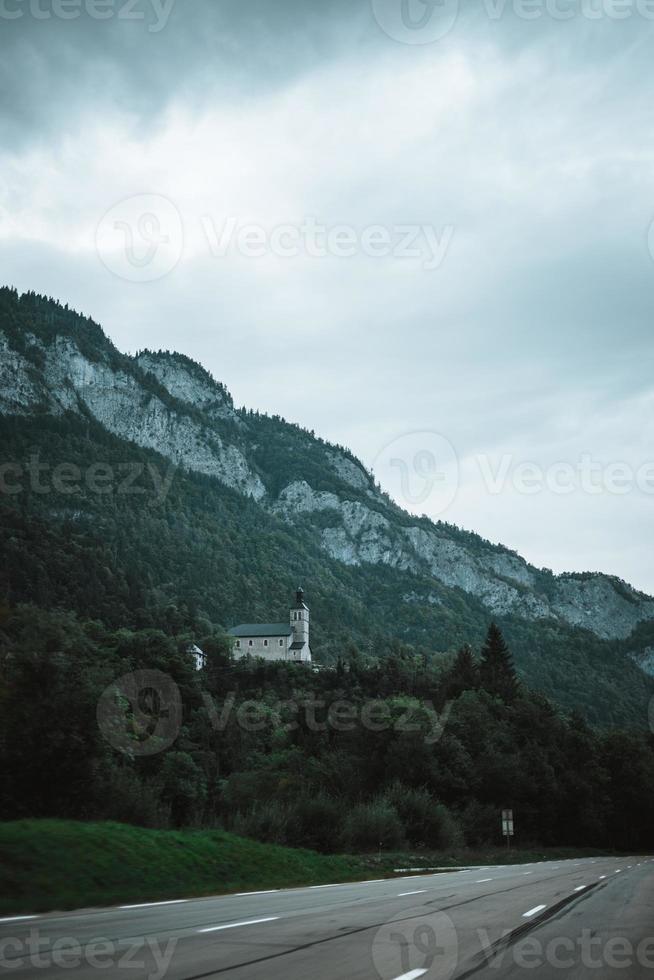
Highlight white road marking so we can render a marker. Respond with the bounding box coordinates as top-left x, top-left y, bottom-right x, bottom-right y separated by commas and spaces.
0, 916, 37, 923
523, 904, 547, 918
309, 884, 340, 889
199, 916, 279, 933
392, 971, 428, 980
120, 900, 189, 910
476, 878, 493, 883
398, 890, 427, 897
523, 872, 532, 875
574, 886, 586, 891
599, 875, 606, 879
234, 890, 279, 897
